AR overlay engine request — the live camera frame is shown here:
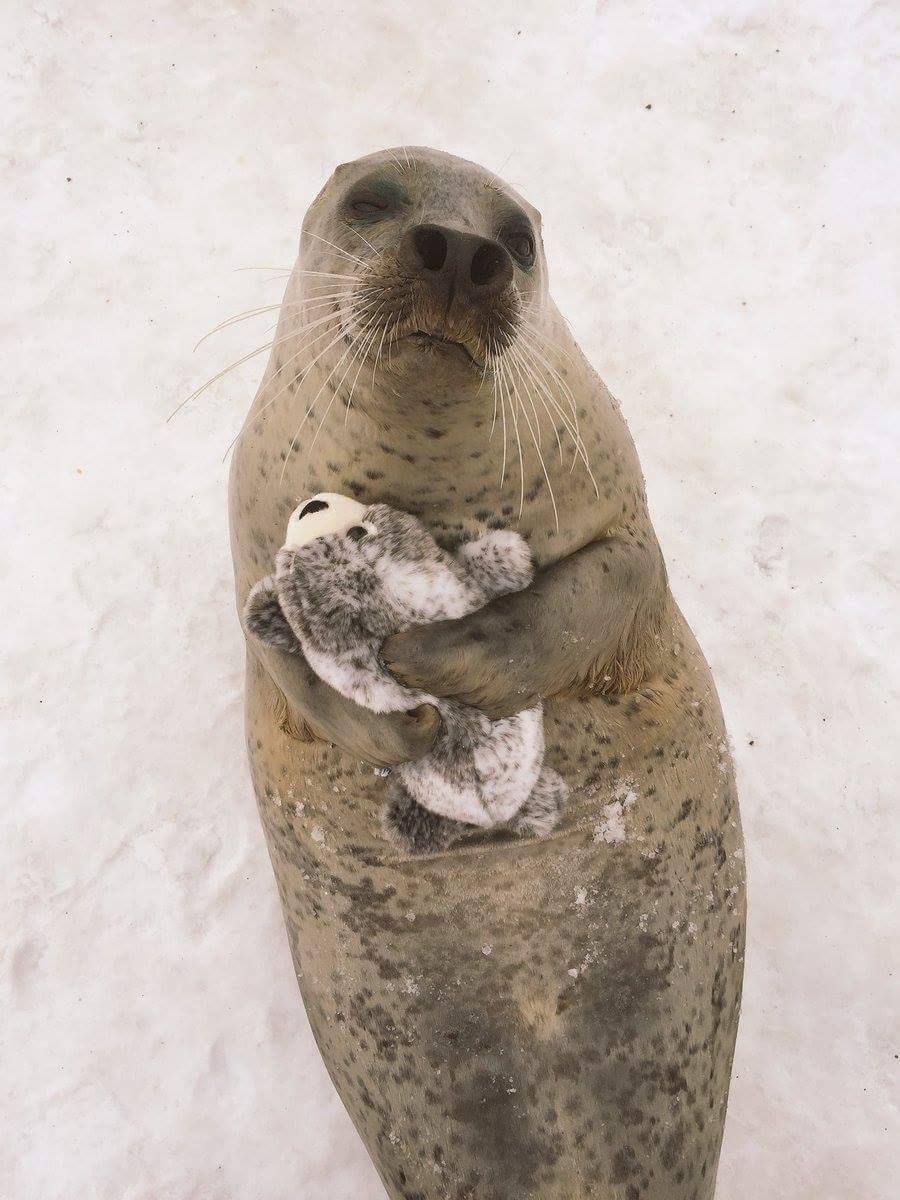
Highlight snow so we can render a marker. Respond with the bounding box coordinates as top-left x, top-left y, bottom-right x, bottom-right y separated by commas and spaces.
593, 779, 638, 844
3, 2, 898, 1198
